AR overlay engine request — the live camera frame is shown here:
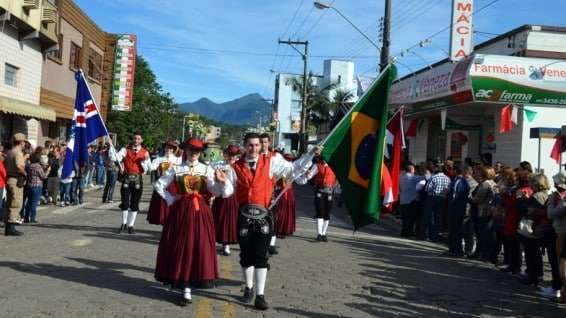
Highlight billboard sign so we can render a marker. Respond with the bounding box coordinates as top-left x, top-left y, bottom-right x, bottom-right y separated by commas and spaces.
111, 34, 137, 111
471, 54, 566, 105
